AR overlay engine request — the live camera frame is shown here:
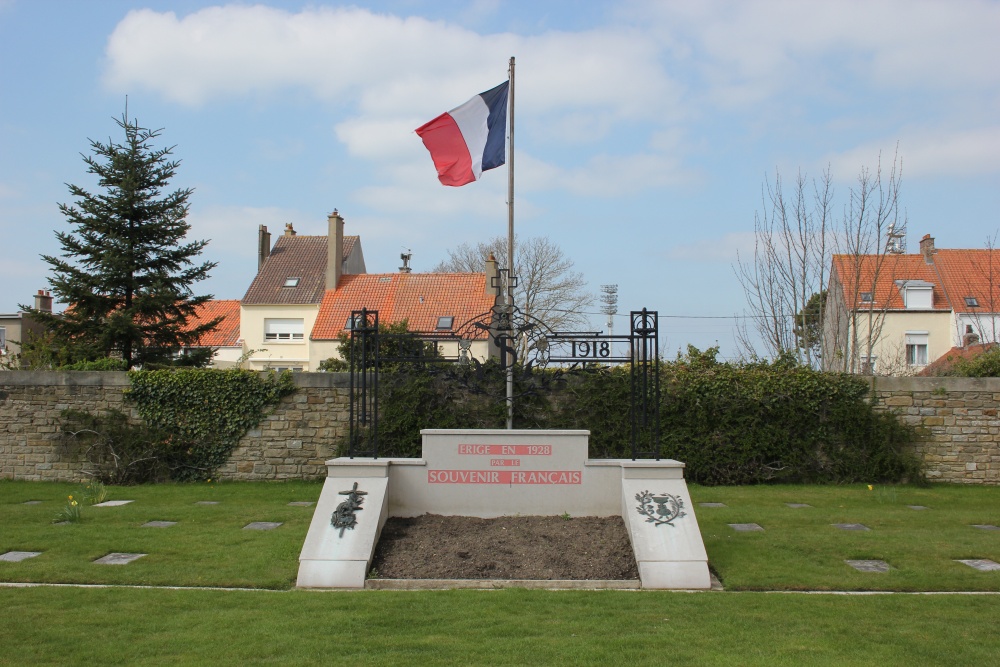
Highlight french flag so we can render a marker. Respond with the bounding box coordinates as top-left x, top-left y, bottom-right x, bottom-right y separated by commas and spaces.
415, 81, 509, 187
